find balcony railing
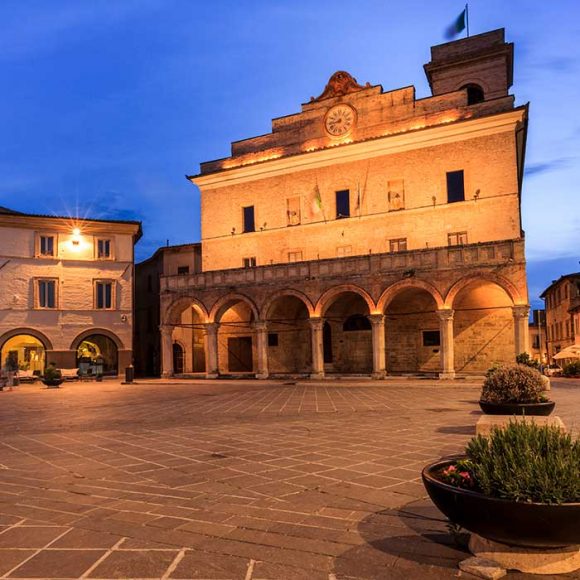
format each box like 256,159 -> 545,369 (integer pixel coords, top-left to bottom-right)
161,238 -> 523,293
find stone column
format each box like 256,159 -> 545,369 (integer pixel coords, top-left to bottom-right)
160,325 -> 174,378
513,305 -> 531,356
369,314 -> 386,379
254,321 -> 269,379
203,323 -> 219,379
437,310 -> 455,380
309,318 -> 324,379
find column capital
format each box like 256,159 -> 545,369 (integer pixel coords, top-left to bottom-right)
436,309 -> 455,321
308,317 -> 324,331
368,313 -> 385,325
203,322 -> 219,333
512,305 -> 530,319
253,320 -> 268,332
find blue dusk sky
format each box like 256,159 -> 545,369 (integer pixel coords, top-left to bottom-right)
1,0 -> 578,307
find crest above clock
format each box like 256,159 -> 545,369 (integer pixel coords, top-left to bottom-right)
310,71 -> 372,103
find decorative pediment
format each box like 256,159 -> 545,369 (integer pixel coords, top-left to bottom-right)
311,71 -> 371,103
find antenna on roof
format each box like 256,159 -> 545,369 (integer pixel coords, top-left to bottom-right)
166,239 -> 169,247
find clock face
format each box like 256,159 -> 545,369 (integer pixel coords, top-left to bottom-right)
324,104 -> 356,137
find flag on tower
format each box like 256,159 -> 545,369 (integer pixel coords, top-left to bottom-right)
445,8 -> 466,40
311,182 -> 323,215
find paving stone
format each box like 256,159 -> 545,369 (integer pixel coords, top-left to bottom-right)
87,549 -> 178,578
8,549 -> 107,578
169,550 -> 250,579
0,549 -> 36,576
0,526 -> 69,548
50,527 -> 123,549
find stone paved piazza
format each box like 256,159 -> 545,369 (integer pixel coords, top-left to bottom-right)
0,379 -> 578,579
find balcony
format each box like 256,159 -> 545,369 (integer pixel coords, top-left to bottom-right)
160,238 -> 524,293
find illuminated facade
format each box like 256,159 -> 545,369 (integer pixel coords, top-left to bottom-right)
0,207 -> 141,376
158,29 -> 530,379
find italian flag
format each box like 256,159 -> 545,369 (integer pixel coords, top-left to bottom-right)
445,8 -> 466,39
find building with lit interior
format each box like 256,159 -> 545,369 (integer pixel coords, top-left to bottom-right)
156,29 -> 531,379
0,207 -> 141,377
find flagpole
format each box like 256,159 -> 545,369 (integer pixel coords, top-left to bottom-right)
465,3 -> 470,37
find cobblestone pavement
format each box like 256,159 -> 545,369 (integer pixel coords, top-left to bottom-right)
0,378 -> 578,579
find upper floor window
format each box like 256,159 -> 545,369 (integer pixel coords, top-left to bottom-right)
286,197 -> 301,226
39,235 -> 56,257
335,190 -> 350,219
446,170 -> 465,203
243,257 -> 256,268
95,280 -> 114,310
97,238 -> 112,259
387,180 -> 405,211
177,266 -> 189,275
389,238 -> 407,253
242,206 -> 255,233
288,251 -> 303,263
36,278 -> 57,309
448,232 -> 468,246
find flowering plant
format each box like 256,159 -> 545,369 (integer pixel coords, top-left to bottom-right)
439,460 -> 475,489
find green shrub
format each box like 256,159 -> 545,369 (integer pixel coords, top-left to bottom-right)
516,352 -> 539,369
465,422 -> 580,504
481,364 -> 546,404
43,364 -> 62,382
563,361 -> 580,377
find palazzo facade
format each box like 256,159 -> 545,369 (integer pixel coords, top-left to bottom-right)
158,29 -> 531,379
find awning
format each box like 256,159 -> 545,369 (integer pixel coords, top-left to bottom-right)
553,345 -> 580,360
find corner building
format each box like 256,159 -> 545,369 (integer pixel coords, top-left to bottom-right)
160,29 -> 530,379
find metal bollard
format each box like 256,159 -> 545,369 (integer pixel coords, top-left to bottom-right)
124,365 -> 134,384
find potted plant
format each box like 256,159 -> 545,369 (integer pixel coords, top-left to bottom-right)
42,363 -> 63,388
479,363 -> 555,415
422,421 -> 580,548
563,361 -> 580,378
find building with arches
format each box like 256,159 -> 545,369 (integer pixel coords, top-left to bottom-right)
0,207 -> 141,377
156,29 -> 531,379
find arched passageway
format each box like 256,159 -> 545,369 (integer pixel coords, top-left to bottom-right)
215,299 -> 256,374
172,304 -> 206,374
76,334 -> 119,376
322,291 -> 372,374
452,279 -> 514,373
1,334 -> 46,374
385,287 -> 440,374
265,295 -> 311,375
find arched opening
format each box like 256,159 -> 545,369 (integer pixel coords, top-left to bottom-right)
385,287 -> 440,374
1,334 -> 46,374
171,304 -> 206,374
77,334 -> 118,376
265,295 -> 311,375
462,83 -> 485,105
215,299 -> 256,374
173,343 -> 185,375
452,279 -> 514,373
323,292 -> 372,374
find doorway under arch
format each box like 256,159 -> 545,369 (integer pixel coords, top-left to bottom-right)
0,334 -> 46,373
76,334 -> 119,376
173,343 -> 185,375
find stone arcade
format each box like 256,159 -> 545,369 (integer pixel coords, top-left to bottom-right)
157,29 -> 530,380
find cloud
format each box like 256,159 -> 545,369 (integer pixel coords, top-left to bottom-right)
524,158 -> 570,177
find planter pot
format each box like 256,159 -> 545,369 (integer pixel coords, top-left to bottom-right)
422,458 -> 580,548
42,379 -> 63,388
479,400 -> 555,416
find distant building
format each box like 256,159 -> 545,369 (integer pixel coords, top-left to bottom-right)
157,29 -> 531,379
134,243 -> 201,376
540,273 -> 580,361
0,207 -> 141,376
528,309 -> 547,364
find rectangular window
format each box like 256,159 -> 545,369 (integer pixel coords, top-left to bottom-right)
37,279 -> 57,309
335,190 -> 350,219
243,206 -> 255,233
243,257 -> 256,268
532,335 -> 540,349
446,170 -> 465,203
97,238 -> 112,259
422,330 -> 441,347
286,196 -> 301,226
389,238 -> 407,253
337,245 -> 352,257
448,232 -> 468,246
268,333 -> 279,347
95,281 -> 113,309
177,266 -> 189,275
39,235 -> 55,257
288,251 -> 303,263
387,179 -> 405,211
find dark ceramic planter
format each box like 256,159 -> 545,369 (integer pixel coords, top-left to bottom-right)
43,379 -> 63,388
479,400 -> 555,416
422,458 -> 580,548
